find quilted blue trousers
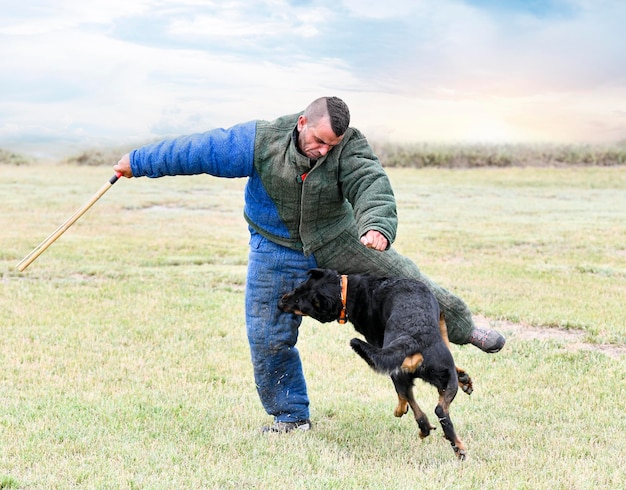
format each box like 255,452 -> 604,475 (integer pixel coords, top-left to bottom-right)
245,230 -> 317,423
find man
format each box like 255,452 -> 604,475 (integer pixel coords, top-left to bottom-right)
114,96 -> 505,433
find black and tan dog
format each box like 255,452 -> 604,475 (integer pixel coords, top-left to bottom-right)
278,268 -> 472,460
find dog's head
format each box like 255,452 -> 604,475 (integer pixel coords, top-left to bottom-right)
278,268 -> 342,323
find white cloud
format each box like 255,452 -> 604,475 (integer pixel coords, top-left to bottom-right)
341,0 -> 419,19
1,0 -> 625,155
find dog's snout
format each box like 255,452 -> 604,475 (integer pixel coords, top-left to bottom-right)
278,292 -> 291,310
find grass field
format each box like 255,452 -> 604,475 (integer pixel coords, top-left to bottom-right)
1,164 -> 625,489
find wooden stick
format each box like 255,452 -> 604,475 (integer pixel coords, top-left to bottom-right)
16,173 -> 122,272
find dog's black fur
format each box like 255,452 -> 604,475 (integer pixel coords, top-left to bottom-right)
278,268 -> 469,460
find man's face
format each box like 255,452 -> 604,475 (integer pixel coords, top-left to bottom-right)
296,115 -> 344,159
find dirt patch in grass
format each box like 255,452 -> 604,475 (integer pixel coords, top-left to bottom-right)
474,315 -> 626,359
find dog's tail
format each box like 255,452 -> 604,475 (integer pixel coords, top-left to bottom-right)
350,338 -> 418,374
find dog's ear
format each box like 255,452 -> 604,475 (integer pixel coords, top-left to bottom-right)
307,268 -> 327,279
311,292 -> 340,322
312,294 -> 322,310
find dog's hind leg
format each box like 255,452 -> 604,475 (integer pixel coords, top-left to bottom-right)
435,373 -> 467,460
393,393 -> 409,418
408,386 -> 436,439
439,312 -> 473,395
392,374 -> 435,439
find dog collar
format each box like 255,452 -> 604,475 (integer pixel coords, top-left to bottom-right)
338,274 -> 348,324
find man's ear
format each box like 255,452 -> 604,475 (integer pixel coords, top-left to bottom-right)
297,114 -> 307,132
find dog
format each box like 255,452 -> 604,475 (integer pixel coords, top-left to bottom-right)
278,268 -> 472,460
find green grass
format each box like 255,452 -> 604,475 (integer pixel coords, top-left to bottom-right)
1,164 -> 625,488
390,167 -> 626,344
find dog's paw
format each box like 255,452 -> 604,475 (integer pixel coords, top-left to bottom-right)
451,438 -> 468,461
454,446 -> 467,461
416,417 -> 435,439
456,368 -> 473,395
394,399 -> 409,418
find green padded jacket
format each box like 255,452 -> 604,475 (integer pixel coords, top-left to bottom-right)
250,113 -> 398,255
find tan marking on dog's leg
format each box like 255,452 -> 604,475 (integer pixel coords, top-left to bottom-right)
440,313 -> 473,395
394,394 -> 409,418
401,352 -> 424,373
454,438 -> 467,460
437,388 -> 456,420
439,312 -> 451,349
456,367 -> 474,395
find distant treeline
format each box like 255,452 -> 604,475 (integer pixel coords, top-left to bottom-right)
370,141 -> 626,168
0,148 -> 31,166
3,141 -> 626,168
63,146 -> 134,167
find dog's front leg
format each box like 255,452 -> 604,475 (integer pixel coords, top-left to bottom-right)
440,313 -> 473,395
436,382 -> 467,460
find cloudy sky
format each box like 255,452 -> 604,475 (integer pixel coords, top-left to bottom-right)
2,0 -> 625,156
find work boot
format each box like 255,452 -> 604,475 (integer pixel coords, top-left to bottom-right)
470,328 -> 506,353
261,419 -> 312,434
261,419 -> 311,434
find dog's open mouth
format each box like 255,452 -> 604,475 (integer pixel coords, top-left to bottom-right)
277,294 -> 307,317
280,306 -> 307,316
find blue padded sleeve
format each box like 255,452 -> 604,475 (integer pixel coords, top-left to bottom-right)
130,120 -> 256,178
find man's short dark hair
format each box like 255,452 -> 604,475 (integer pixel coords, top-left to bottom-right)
304,96 -> 351,137
326,96 -> 350,136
